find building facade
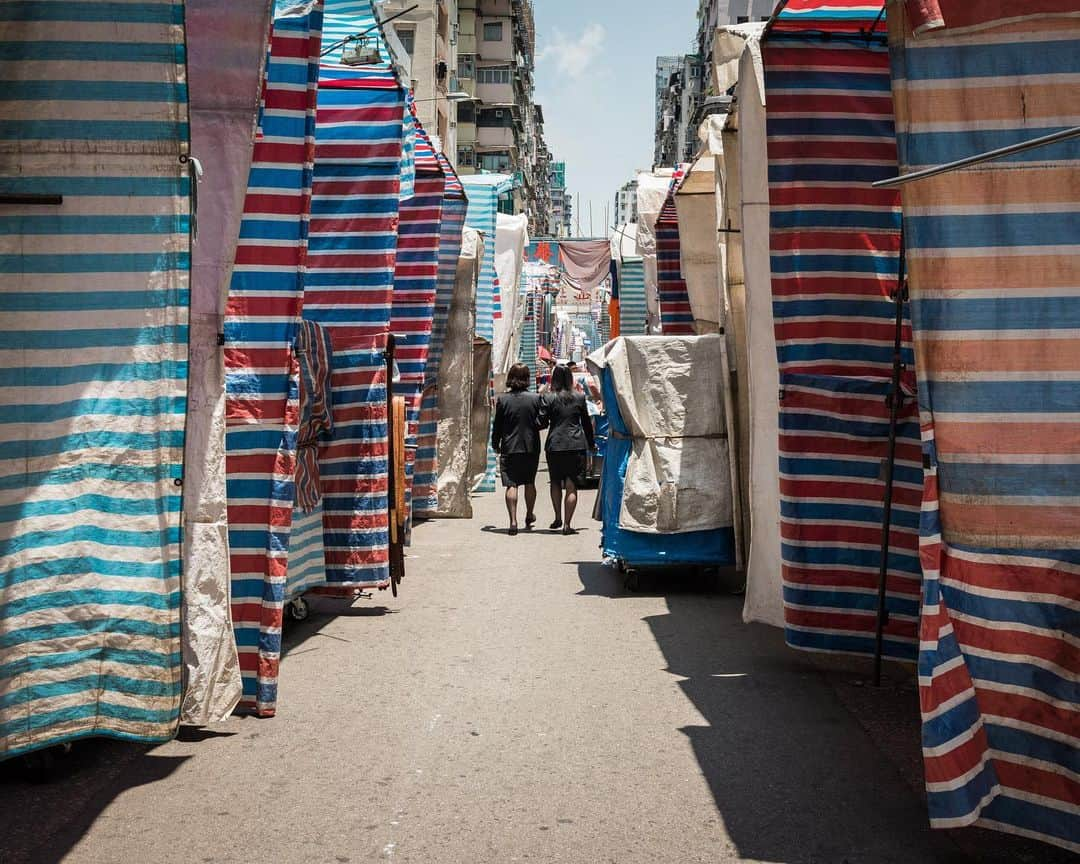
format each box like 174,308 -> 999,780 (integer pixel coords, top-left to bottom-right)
654,53 -> 705,168
550,161 -> 572,238
614,177 -> 639,227
455,0 -> 553,234
383,0 -> 459,157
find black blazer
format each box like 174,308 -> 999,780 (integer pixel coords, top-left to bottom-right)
492,391 -> 545,455
543,392 -> 595,453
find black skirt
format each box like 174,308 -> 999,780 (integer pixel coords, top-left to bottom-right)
546,450 -> 586,486
500,452 -> 540,487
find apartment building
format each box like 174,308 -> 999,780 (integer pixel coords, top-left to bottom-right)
614,177 -> 639,227
456,0 -> 553,234
382,0 -> 459,157
654,53 -> 705,168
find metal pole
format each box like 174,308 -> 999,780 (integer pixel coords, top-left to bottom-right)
873,231 -> 907,687
873,126 -> 1080,189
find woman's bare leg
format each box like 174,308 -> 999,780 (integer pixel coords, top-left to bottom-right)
505,485 -> 519,529
563,479 -> 578,532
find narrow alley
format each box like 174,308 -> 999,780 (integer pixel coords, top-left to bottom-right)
3,480 -> 1066,864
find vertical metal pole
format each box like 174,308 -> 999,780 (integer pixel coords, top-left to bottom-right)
386,334 -> 401,597
873,232 -> 907,686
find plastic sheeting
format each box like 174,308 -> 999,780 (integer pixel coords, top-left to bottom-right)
433,228 -> 481,518
890,1 -> 1080,850
224,6 -> 321,716
717,25 -> 785,628
558,240 -> 612,295
493,213 -> 529,379
764,23 -> 923,661
635,171 -> 671,332
0,0 -> 191,756
588,337 -> 734,535
181,0 -> 272,726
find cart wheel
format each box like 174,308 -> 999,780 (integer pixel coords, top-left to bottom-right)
22,745 -> 62,783
623,570 -> 640,592
287,597 -> 309,622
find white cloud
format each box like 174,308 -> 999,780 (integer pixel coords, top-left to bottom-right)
537,23 -> 607,80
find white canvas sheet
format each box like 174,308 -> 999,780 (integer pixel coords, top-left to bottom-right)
718,27 -> 783,628
588,336 -> 733,535
676,155 -> 722,334
636,171 -> 673,332
182,0 -> 273,724
436,228 -> 481,517
493,213 -> 529,378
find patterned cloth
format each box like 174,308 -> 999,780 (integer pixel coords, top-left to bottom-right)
656,167 -> 695,335
890,1 -> 1080,850
294,320 -> 334,514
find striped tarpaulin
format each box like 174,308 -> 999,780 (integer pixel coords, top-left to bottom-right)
765,22 -> 924,661
890,2 -> 1080,849
656,167 -> 695,335
775,0 -> 889,32
224,5 -> 322,716
461,175 -> 514,492
306,58 -> 404,588
390,115 -> 444,523
0,0 -> 190,756
413,151 -> 467,518
617,257 -> 649,336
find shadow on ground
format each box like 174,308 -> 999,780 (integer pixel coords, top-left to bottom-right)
575,560 -> 1073,864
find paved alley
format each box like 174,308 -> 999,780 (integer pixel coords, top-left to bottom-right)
1,482 -> 1068,864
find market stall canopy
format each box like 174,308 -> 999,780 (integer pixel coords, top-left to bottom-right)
558,239 -> 613,294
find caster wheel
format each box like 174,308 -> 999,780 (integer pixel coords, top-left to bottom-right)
22,744 -> 66,783
287,597 -> 309,622
623,571 -> 640,592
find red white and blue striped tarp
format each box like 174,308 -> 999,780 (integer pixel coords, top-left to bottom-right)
890,1 -> 1080,850
764,17 -> 924,661
656,167 -> 695,335
225,5 -> 322,716
305,57 -> 405,589
0,0 -> 190,755
774,0 -> 888,33
390,110 -> 444,526
413,151 -> 467,518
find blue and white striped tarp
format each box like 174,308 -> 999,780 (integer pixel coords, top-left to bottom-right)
0,1 -> 190,755
617,257 -> 648,336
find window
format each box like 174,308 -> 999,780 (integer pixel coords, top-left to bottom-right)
483,21 -> 503,41
476,65 -> 512,84
457,146 -> 475,167
457,101 -> 475,123
458,53 -> 475,79
397,27 -> 415,56
479,152 -> 511,172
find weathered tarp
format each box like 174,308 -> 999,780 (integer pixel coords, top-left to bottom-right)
307,10 -> 405,589
434,228 -> 481,518
493,213 -> 529,379
224,5 -> 321,716
413,153 -> 466,519
390,116 -> 444,524
764,16 -> 923,660
890,1 -> 1080,850
656,168 -> 695,335
612,226 -> 648,337
558,240 -> 611,295
0,0 -> 191,756
716,24 -> 785,628
590,338 -> 736,567
675,156 -> 723,333
635,171 -> 670,332
461,174 -> 513,492
181,0 -> 272,726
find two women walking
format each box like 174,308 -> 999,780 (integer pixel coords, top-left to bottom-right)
492,363 -> 595,536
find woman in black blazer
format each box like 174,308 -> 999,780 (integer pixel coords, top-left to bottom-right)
492,363 -> 546,535
543,364 -> 595,535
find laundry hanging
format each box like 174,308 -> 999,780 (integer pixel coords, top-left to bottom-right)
656,168 -> 695,335
224,3 -> 322,716
889,0 -> 1080,850
763,8 -> 924,660
413,153 -> 467,519
181,0 -> 273,727
0,1 -> 191,755
389,114 -> 444,527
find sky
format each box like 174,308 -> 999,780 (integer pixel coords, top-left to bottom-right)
532,0 -> 700,238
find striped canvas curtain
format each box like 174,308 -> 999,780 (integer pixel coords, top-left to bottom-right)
889,0 -> 1080,850
224,6 -> 322,716
656,167 -> 695,335
390,118 -> 444,528
617,258 -> 648,336
763,16 -> 924,662
0,2 -> 191,754
412,154 -> 467,519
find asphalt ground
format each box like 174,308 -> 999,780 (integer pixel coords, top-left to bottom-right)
1,476 -> 1071,863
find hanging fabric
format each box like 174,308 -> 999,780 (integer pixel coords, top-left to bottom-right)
224,3 -> 322,716
656,167 -> 695,335
889,0 -> 1080,850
